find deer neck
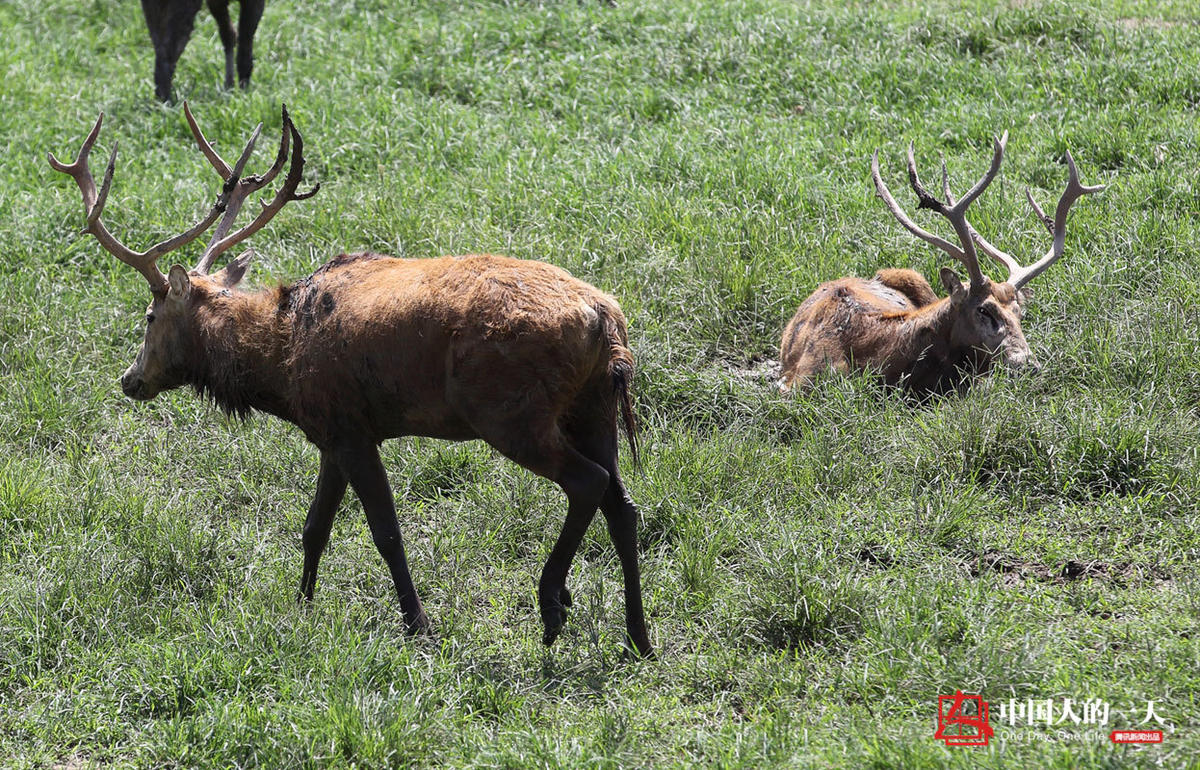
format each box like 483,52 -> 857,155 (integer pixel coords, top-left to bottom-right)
895,298 -> 986,393
187,288 -> 294,420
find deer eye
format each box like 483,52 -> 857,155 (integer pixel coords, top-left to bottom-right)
976,306 -> 998,327
146,313 -> 156,325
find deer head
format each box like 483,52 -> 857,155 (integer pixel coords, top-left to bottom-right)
49,104 -> 318,400
871,133 -> 1103,372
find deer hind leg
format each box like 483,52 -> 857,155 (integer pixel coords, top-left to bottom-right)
205,0 -> 237,89
567,412 -> 653,658
298,452 -> 348,602
333,442 -> 430,634
475,414 -> 609,647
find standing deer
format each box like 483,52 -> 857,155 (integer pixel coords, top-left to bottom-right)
780,133 -> 1103,396
141,0 -> 265,102
48,106 -> 652,657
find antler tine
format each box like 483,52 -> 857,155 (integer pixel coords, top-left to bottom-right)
901,140 -> 988,287
194,119 -> 266,274
195,107 -> 319,274
251,104 -> 294,190
49,115 -> 170,291
50,112 -> 241,294
938,135 -> 1027,280
1026,188 -> 1054,236
1008,150 -> 1105,290
940,155 -> 954,205
871,148 -> 966,263
950,131 -> 1007,215
184,101 -> 232,180
47,112 -> 105,206
227,122 -> 263,187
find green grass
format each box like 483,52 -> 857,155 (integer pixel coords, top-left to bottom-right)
2,0 -> 1199,766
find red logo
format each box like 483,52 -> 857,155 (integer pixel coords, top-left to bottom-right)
936,691 -> 993,746
1111,730 -> 1163,744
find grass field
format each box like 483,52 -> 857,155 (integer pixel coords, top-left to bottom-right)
2,0 -> 1199,766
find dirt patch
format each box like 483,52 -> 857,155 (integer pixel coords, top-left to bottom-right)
857,544 -> 896,568
728,357 -> 782,384
969,550 -> 1170,587
1117,18 -> 1187,31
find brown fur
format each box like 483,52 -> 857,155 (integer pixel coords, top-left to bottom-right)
779,269 -> 1033,396
122,252 -> 651,655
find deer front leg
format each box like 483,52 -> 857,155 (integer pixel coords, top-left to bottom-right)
298,452 -> 348,602
335,443 -> 430,634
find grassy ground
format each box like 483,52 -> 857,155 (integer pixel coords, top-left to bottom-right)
2,0 -> 1199,766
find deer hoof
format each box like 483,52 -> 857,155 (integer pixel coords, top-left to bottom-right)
540,601 -> 568,646
405,611 -> 433,636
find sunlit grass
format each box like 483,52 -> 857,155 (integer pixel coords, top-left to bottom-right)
1,0 -> 1198,767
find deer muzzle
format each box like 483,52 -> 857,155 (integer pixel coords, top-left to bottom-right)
120,366 -> 156,400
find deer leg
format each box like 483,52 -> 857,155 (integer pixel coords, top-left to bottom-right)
235,0 -> 265,88
298,452 -> 348,602
142,0 -> 202,103
598,472 -> 653,658
335,444 -> 430,634
206,0 -> 237,89
569,418 -> 654,658
538,449 -> 610,647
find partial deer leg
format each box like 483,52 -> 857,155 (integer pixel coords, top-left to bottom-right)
206,0 -> 237,89
598,472 -> 652,657
142,0 -> 202,103
298,452 -> 348,602
235,0 -> 265,88
335,443 -> 430,634
569,417 -> 653,657
537,448 -> 610,646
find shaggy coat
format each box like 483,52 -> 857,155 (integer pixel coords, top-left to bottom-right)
125,252 -> 652,656
780,267 -> 1028,395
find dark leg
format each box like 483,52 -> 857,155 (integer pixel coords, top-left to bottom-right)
334,443 -> 429,634
141,0 -> 203,103
298,452 -> 348,602
537,448 -> 610,647
206,0 -> 237,89
569,411 -> 653,657
235,0 -> 265,88
599,472 -> 653,657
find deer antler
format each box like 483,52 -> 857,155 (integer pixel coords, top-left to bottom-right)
188,103 -> 320,274
968,151 -> 1104,291
872,133 -> 1009,290
881,137 -> 1104,292
48,113 -> 224,293
49,106 -> 319,293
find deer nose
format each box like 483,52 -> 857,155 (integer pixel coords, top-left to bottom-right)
120,370 -> 144,399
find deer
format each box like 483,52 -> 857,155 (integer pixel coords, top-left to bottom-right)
779,133 -> 1103,396
141,0 -> 265,102
48,105 -> 653,657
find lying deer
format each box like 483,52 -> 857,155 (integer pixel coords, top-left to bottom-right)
780,133 -> 1103,395
49,106 -> 652,657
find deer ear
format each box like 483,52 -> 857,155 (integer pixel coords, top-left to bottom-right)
940,267 -> 966,304
213,249 -> 254,288
167,264 -> 191,301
